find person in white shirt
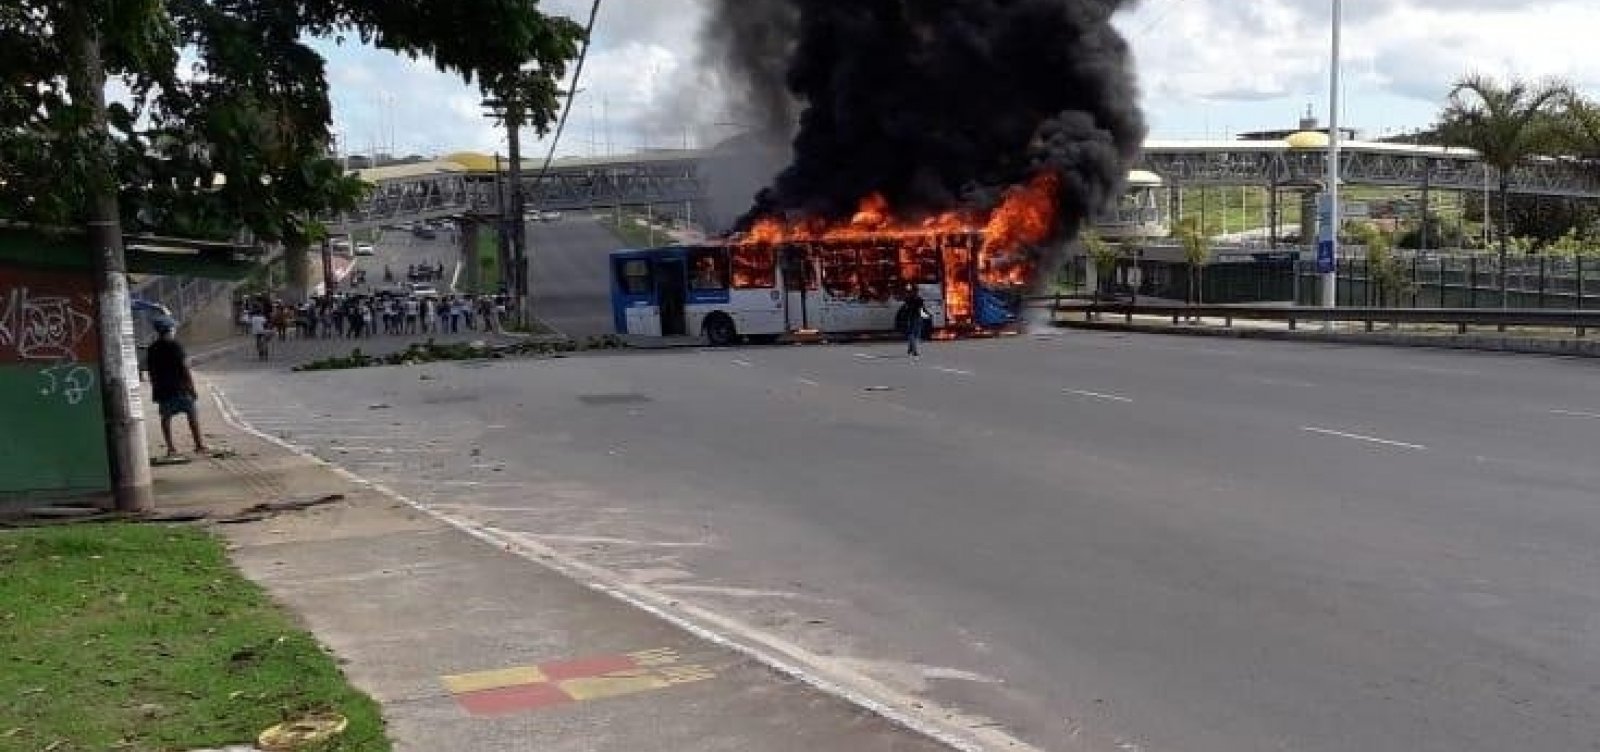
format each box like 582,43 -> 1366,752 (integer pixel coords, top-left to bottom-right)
248,309 -> 271,360
404,297 -> 421,334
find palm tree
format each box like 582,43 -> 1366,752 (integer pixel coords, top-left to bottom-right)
1438,74 -> 1571,306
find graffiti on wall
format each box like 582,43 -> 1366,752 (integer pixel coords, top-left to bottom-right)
37,363 -> 96,405
1,269 -> 101,405
1,287 -> 97,362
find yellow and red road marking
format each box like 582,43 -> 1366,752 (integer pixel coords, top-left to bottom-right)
442,647 -> 717,716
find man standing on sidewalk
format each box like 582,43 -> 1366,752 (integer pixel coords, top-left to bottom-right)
146,319 -> 208,456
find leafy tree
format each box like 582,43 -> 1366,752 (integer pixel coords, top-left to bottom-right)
1177,217 -> 1210,305
1397,215 -> 1466,251
1080,229 -> 1118,296
1463,193 -> 1600,250
1353,223 -> 1410,307
1562,95 -> 1600,161
1546,228 -> 1600,258
2,0 -> 584,297
1437,74 -> 1571,303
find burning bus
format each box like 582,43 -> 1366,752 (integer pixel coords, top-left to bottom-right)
610,175 -> 1058,345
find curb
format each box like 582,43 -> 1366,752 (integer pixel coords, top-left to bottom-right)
1055,319 -> 1600,358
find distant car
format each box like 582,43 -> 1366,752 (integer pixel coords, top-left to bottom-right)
540,211 -> 563,222
354,243 -> 376,256
412,225 -> 437,239
408,283 -> 439,297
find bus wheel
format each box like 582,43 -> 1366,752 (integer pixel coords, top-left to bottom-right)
704,314 -> 739,347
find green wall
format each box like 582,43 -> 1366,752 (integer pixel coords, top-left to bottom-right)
2,255 -> 112,500
0,364 -> 110,495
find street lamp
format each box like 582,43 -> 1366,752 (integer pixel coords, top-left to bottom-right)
1319,0 -> 1343,316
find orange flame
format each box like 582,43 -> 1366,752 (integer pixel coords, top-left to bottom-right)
942,237 -> 975,324
733,173 -> 1061,326
979,172 -> 1060,287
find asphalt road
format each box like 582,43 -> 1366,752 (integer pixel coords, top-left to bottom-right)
211,331 -> 1600,752
357,226 -> 460,293
528,215 -> 622,338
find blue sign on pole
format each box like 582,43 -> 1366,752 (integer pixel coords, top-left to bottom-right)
1315,193 -> 1336,274
1316,240 -> 1336,274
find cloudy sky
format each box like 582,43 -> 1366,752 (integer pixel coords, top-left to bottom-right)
316,0 -> 1600,158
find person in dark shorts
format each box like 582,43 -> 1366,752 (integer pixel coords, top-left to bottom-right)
900,287 -> 930,358
146,319 -> 207,456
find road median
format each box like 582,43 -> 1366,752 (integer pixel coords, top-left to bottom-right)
1054,315 -> 1600,357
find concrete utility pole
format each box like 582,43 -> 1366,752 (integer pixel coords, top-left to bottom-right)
65,11 -> 153,512
1320,0 -> 1343,315
506,101 -> 529,326
321,237 -> 336,295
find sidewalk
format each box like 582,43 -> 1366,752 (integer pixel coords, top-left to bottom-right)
144,380 -> 951,752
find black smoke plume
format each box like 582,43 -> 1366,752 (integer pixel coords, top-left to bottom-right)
709,0 -> 1146,252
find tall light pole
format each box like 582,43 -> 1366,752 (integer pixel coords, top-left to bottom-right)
1319,0 -> 1343,313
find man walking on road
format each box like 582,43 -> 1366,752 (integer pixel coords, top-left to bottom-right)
901,287 -> 930,358
248,307 -> 271,360
146,319 -> 207,456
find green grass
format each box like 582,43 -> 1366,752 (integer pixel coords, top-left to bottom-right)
474,228 -> 501,294
1177,186 -> 1478,241
0,524 -> 387,752
1178,186 -> 1302,238
601,213 -> 664,249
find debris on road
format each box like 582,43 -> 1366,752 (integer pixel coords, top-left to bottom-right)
294,336 -> 627,373
218,494 -> 347,524
257,713 -> 348,751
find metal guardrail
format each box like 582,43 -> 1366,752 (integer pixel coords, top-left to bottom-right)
1041,301 -> 1600,338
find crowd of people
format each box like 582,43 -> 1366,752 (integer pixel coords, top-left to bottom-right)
237,291 -> 511,360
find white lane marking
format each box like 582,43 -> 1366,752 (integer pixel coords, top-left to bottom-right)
241,417 -> 369,424
853,352 -> 879,361
1300,427 -> 1427,451
933,367 -> 974,376
1549,409 -> 1600,420
279,435 -> 427,442
209,385 -> 1028,752
1243,376 -> 1317,389
1064,389 -> 1134,403
1396,364 -> 1480,377
658,584 -> 840,603
731,358 -> 754,368
533,533 -> 709,549
325,446 -> 439,454
796,377 -> 821,386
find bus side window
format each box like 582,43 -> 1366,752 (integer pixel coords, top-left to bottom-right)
820,245 -> 860,299
732,246 -> 776,289
617,259 -> 653,296
860,245 -> 898,302
688,247 -> 730,291
780,245 -> 817,291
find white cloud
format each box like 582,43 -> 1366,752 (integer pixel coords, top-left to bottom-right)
316,0 -> 1600,155
1119,0 -> 1600,136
